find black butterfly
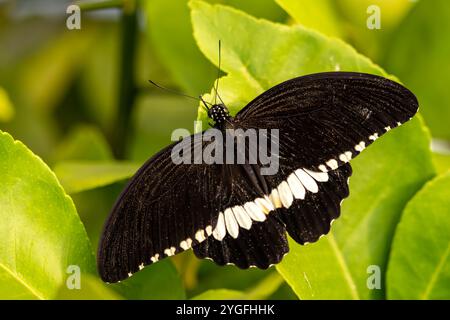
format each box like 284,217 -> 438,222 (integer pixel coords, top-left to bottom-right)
98,72 -> 418,283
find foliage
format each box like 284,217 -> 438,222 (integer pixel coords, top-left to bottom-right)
0,0 -> 449,300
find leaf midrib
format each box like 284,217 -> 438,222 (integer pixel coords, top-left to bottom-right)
420,241 -> 450,300
328,233 -> 360,300
0,262 -> 45,300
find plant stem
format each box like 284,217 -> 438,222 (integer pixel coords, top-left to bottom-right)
113,0 -> 138,159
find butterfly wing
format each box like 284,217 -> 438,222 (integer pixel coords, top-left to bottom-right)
193,163 -> 352,267
193,215 -> 288,269
235,72 -> 418,172
97,132 -> 265,283
275,163 -> 352,245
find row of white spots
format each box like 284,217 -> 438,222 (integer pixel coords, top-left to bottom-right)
319,127 -> 400,174
127,165 -> 342,277
354,141 -> 366,152
211,168 -> 329,240
128,123 -> 408,277
213,197 -> 273,240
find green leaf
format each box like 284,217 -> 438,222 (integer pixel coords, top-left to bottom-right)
222,0 -> 287,22
432,153 -> 450,175
0,87 -> 14,122
111,260 -> 186,300
383,0 -> 450,140
53,125 -> 113,163
0,130 -> 95,299
192,272 -> 283,300
56,274 -> 123,300
192,289 -> 244,300
276,0 -> 342,37
190,0 -> 387,130
143,0 -> 216,94
53,161 -> 139,194
190,1 -> 435,299
142,0 -> 287,95
387,172 -> 450,299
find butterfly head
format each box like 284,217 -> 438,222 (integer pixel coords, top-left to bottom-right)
208,103 -> 230,125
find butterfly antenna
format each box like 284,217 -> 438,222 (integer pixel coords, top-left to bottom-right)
148,80 -> 210,105
199,95 -> 210,111
213,40 -> 222,105
212,40 -> 226,106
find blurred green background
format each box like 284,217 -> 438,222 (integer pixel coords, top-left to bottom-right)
1,0 -> 450,300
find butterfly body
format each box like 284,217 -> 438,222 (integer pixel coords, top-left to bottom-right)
98,72 -> 418,283
207,103 -> 231,126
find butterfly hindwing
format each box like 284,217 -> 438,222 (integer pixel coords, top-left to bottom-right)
276,163 -> 352,245
236,72 -> 418,172
193,215 -> 288,269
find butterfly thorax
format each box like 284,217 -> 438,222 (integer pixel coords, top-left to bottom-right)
208,104 -> 231,126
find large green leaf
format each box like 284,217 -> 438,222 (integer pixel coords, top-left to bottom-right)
190,1 -> 435,299
192,272 -> 283,299
0,130 -> 95,299
387,172 -> 450,299
111,260 -> 186,300
53,161 -> 139,194
142,0 -> 287,95
192,289 -> 244,300
56,274 -> 123,300
384,0 -> 450,140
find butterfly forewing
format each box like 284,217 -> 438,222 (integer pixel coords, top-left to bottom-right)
236,72 -> 418,172
98,133 -> 267,282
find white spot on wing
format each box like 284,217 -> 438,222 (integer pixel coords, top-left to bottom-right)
212,212 -> 226,241
232,206 -> 252,230
278,181 -> 294,208
180,240 -> 190,250
164,247 -> 176,256
319,164 -> 328,172
286,173 -> 306,199
305,169 -> 329,182
244,202 -> 266,222
269,188 -> 282,208
224,208 -> 239,239
195,229 -> 206,243
354,141 -> 366,152
326,159 -> 338,170
254,197 -> 274,214
150,254 -> 159,262
295,169 -> 319,193
339,153 -> 349,163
